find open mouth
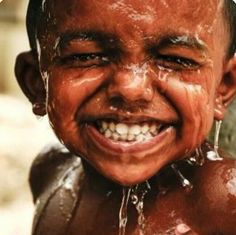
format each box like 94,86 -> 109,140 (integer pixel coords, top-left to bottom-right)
84,116 -> 177,154
93,120 -> 171,142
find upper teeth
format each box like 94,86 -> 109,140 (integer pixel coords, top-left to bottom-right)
98,121 -> 162,142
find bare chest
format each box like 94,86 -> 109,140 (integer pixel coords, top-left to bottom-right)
67,186 -> 203,235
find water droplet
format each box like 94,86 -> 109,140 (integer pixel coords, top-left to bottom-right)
205,121 -> 223,161
187,147 -> 205,166
130,181 -> 151,235
175,223 -> 191,234
206,150 -> 223,161
211,120 -> 223,161
131,194 -> 138,205
106,191 -> 112,197
171,164 -> 193,192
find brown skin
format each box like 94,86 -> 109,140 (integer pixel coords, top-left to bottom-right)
16,0 -> 236,185
15,0 -> 236,234
29,144 -> 236,235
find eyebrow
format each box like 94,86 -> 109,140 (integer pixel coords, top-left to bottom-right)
155,35 -> 208,52
57,30 -> 208,54
58,30 -> 117,49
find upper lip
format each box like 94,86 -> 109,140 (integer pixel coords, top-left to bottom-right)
77,113 -> 179,125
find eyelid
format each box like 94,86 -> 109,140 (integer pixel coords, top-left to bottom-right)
59,52 -> 110,68
158,54 -> 199,65
155,53 -> 201,71
59,39 -> 102,53
153,44 -> 207,62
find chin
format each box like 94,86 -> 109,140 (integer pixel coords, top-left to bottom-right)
94,162 -> 163,186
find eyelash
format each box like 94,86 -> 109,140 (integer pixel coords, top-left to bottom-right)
61,53 -> 110,67
60,51 -> 199,71
155,54 -> 200,71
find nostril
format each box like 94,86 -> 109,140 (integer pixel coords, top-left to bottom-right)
109,96 -> 125,108
108,94 -> 152,112
107,82 -> 154,103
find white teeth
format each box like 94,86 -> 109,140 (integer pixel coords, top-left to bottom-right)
105,129 -> 112,138
120,134 -> 128,141
129,125 -> 141,135
127,134 -> 135,141
98,121 -> 164,142
112,133 -> 119,141
109,122 -> 116,132
150,124 -> 157,134
141,124 -> 149,134
136,134 -> 145,142
102,121 -> 108,130
116,123 -> 129,135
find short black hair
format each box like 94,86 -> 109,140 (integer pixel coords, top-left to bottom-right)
26,0 -> 42,52
224,0 -> 236,57
26,0 -> 236,57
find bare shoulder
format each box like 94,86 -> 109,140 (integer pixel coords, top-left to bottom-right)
189,151 -> 236,234
195,151 -> 236,204
29,144 -> 85,235
29,143 -> 83,202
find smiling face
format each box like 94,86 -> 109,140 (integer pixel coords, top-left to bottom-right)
35,0 -> 230,185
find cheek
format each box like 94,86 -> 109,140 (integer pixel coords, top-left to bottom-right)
156,70 -> 215,115
155,70 -> 215,147
178,84 -> 214,149
47,68 -> 108,113
45,68 -> 108,142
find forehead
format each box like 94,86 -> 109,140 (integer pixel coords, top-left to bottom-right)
47,0 -> 223,27
40,0 -> 227,52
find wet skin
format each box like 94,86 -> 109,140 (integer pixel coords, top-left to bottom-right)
29,144 -> 236,235
14,0 -> 236,234
35,0 -> 231,185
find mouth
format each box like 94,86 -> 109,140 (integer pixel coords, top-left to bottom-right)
84,116 -> 177,154
95,120 -> 168,142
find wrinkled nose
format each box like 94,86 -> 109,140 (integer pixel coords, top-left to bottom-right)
107,64 -> 154,103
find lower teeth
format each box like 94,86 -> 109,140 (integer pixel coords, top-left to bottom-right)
96,122 -> 167,142
99,129 -> 155,142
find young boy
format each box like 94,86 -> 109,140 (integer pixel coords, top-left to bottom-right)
15,0 -> 236,234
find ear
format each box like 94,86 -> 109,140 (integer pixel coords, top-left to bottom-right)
15,50 -> 47,116
214,56 -> 236,121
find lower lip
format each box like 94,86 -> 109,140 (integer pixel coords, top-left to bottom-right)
86,124 -> 175,154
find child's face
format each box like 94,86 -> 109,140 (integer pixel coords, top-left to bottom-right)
37,0 -> 230,185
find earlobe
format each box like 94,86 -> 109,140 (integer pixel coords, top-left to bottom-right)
214,56 -> 236,120
15,50 -> 46,116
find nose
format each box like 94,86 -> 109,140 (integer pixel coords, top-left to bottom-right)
107,63 -> 154,103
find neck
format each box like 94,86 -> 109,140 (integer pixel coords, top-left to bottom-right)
80,156 -> 198,196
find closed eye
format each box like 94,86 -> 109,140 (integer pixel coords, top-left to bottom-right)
61,52 -> 110,68
156,54 -> 200,71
